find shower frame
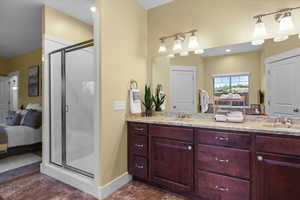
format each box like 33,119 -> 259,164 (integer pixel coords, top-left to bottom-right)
48,39 -> 94,178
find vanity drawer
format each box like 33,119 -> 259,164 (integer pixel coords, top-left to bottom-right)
129,134 -> 148,157
256,135 -> 300,156
196,129 -> 250,149
196,170 -> 250,200
150,125 -> 193,142
129,156 -> 148,180
197,145 -> 250,179
128,122 -> 148,135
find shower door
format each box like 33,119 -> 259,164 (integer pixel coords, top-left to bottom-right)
49,40 -> 95,178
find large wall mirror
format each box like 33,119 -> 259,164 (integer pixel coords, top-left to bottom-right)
152,35 -> 300,117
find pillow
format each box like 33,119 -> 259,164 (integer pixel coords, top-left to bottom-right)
5,112 -> 22,126
20,109 -> 42,129
26,104 -> 42,112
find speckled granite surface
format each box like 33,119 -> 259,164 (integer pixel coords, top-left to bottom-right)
127,115 -> 300,137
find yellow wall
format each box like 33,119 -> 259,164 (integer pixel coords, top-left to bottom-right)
97,0 -> 148,186
44,6 -> 93,43
203,51 -> 262,104
0,58 -> 9,76
7,49 -> 43,107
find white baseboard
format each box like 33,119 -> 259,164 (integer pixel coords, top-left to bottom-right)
98,172 -> 132,199
40,163 -> 99,198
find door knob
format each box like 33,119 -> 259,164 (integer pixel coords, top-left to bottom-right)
294,108 -> 299,113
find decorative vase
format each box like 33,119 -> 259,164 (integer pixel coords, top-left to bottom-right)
145,110 -> 152,117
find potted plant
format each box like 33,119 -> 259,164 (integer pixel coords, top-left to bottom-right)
142,85 -> 154,117
152,85 -> 166,112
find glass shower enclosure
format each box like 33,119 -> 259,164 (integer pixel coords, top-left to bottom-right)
49,40 -> 95,178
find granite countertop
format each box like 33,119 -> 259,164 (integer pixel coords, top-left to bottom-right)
127,116 -> 300,137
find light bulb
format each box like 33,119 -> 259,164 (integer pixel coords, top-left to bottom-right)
252,17 -> 267,46
188,34 -> 200,50
90,6 -> 96,13
158,40 -> 167,53
173,38 -> 183,52
194,49 -> 204,55
180,51 -> 189,56
225,49 -> 231,53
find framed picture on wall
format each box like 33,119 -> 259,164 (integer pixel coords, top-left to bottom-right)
28,65 -> 39,97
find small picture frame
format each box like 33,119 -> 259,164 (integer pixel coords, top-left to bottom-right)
28,65 -> 39,97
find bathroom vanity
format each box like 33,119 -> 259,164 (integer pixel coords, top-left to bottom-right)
127,117 -> 300,200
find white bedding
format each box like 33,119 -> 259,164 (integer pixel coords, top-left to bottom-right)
5,125 -> 42,148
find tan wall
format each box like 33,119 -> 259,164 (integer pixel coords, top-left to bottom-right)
203,51 -> 262,104
97,0 -> 148,186
7,49 -> 43,107
0,58 -> 9,76
44,6 -> 93,43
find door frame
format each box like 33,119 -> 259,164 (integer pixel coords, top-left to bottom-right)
169,66 -> 197,113
265,48 -> 300,116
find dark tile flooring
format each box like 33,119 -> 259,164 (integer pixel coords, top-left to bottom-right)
0,163 -> 188,200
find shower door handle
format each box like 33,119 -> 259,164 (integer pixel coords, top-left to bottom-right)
65,105 -> 70,113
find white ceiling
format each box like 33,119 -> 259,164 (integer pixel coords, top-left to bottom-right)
0,0 -> 94,59
202,42 -> 262,57
137,0 -> 174,10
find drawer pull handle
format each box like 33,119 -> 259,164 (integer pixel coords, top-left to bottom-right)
257,156 -> 264,162
135,144 -> 144,148
215,186 -> 229,192
134,128 -> 144,131
215,157 -> 229,163
215,136 -> 229,141
135,164 -> 144,169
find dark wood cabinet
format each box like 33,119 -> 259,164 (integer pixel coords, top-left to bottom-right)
256,153 -> 300,200
128,122 -> 300,200
150,137 -> 194,193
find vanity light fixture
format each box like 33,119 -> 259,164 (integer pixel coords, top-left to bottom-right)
158,39 -> 167,53
158,29 -> 202,56
252,6 -> 300,45
252,16 -> 267,45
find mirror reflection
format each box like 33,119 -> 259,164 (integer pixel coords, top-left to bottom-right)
152,35 -> 300,117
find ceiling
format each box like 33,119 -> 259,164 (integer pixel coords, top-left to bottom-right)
0,0 -> 94,59
202,42 -> 262,57
137,0 -> 174,10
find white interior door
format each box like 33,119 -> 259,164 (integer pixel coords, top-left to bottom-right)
267,56 -> 300,117
170,66 -> 196,113
0,76 -> 9,123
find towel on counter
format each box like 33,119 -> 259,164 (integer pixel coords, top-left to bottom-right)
0,126 -> 8,152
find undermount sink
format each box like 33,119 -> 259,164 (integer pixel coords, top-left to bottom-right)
166,118 -> 194,123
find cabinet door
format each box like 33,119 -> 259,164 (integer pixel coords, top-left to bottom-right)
150,137 -> 194,193
256,153 -> 300,200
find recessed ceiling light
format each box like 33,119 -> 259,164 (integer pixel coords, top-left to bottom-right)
90,6 -> 97,13
225,49 -> 231,52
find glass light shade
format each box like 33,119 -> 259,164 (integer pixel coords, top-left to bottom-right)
158,41 -> 167,53
252,18 -> 267,46
12,86 -> 18,90
180,51 -> 189,56
194,49 -> 204,54
274,13 -> 294,43
173,39 -> 183,52
90,6 -> 96,13
188,35 -> 200,50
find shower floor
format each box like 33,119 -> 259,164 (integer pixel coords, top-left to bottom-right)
68,154 -> 95,174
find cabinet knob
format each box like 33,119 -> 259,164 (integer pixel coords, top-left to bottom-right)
257,156 -> 263,161
187,145 -> 193,151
